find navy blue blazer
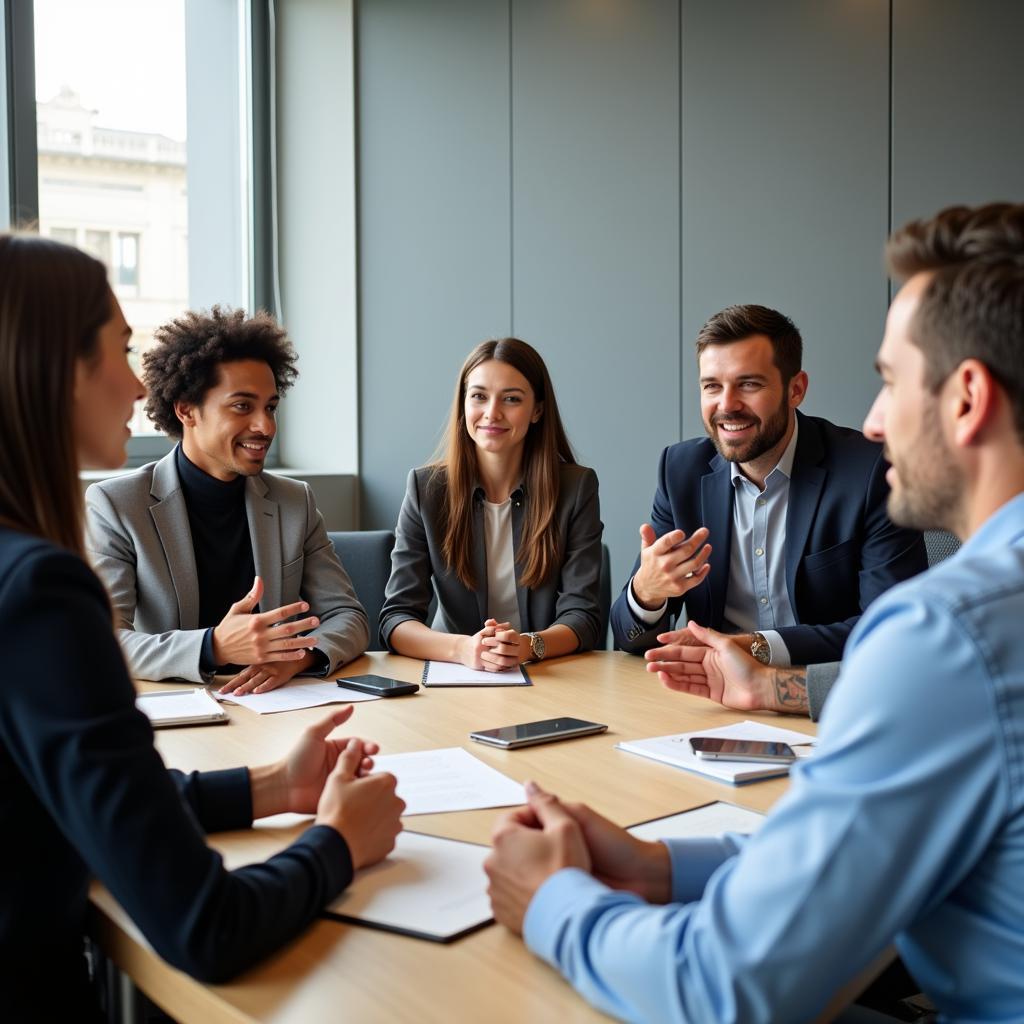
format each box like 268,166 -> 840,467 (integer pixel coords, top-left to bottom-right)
610,412 -> 928,665
0,528 -> 352,1017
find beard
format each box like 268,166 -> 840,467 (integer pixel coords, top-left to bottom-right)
705,394 -> 791,465
885,401 -> 963,533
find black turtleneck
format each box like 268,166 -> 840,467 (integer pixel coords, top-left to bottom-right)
175,445 -> 256,668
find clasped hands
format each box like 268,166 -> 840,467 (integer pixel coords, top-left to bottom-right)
461,617 -> 529,672
253,703 -> 405,870
485,781 -> 671,935
217,575 -> 321,695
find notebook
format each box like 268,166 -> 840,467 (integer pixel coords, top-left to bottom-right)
136,688 -> 228,728
421,660 -> 532,687
616,720 -> 814,785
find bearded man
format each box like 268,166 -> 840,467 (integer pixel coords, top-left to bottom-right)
610,303 -> 927,665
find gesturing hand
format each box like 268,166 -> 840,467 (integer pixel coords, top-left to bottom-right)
281,706 -> 379,814
645,620 -> 775,711
315,739 -> 405,870
631,524 -> 712,609
219,651 -> 317,695
212,575 -> 320,667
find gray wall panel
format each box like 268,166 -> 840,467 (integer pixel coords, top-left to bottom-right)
357,0 -> 512,529
512,0 -> 681,588
891,0 -> 1024,228
680,0 -> 890,439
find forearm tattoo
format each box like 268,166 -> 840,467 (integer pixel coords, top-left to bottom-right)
770,668 -> 809,714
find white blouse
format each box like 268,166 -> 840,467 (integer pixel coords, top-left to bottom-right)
482,498 -> 522,632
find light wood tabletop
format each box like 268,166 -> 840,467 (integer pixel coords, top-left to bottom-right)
91,651 -> 816,1024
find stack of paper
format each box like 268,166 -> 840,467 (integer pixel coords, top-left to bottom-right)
216,680 -> 381,714
617,720 -> 815,785
371,747 -> 526,815
136,688 -> 228,728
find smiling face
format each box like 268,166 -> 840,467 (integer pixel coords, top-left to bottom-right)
863,274 -> 964,532
175,359 -> 279,481
463,358 -> 543,461
699,335 -> 806,468
73,294 -> 146,470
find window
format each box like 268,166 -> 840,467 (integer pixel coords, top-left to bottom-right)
9,0 -> 263,462
115,232 -> 139,290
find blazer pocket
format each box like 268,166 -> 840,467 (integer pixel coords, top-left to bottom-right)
802,537 -> 857,574
281,555 -> 304,583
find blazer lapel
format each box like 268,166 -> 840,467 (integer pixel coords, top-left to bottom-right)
700,455 -> 734,629
510,488 -> 529,630
785,415 -> 827,606
247,475 -> 282,612
149,450 -> 200,629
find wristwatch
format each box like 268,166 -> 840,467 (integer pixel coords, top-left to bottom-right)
750,631 -> 771,665
522,632 -> 546,662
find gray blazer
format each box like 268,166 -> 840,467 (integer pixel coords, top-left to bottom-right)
379,463 -> 603,651
85,450 -> 369,682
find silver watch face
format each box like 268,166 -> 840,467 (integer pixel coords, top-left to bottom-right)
750,634 -> 770,664
529,632 -> 546,660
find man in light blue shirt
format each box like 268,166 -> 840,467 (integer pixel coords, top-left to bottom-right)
485,202 -> 1024,1022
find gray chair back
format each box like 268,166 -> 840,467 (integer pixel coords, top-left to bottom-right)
924,529 -> 960,567
328,530 -> 396,650
596,543 -> 612,650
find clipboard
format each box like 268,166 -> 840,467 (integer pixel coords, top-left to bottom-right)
323,831 -> 493,942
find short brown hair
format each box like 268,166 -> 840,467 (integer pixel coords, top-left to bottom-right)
143,306 -> 298,438
886,203 -> 1024,441
696,304 -> 803,385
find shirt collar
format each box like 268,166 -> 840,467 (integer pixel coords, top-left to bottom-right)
958,490 -> 1024,557
729,416 -> 800,489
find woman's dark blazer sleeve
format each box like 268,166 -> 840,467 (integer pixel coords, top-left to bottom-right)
379,468 -> 437,648
0,541 -> 352,985
549,465 -> 603,651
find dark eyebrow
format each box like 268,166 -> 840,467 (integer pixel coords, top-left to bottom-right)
466,384 -> 527,394
225,390 -> 280,401
698,373 -> 768,384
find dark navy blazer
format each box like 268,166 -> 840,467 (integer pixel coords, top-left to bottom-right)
0,528 -> 352,1018
610,412 -> 928,665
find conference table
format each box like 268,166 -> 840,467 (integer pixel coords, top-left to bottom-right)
90,651 -> 816,1023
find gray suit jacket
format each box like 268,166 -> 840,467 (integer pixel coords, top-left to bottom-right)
379,463 -> 603,651
85,450 -> 368,681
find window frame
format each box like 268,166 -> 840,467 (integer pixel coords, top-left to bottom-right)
3,0 -> 276,468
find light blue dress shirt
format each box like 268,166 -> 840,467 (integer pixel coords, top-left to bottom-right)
628,423 -> 800,665
526,492 -> 1024,1023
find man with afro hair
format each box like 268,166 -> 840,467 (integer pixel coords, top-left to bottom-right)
85,306 -> 368,690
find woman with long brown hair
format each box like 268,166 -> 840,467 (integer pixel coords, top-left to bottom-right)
380,338 -> 603,669
0,234 -> 403,1018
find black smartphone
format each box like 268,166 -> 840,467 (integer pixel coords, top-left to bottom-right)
336,674 -> 419,697
470,717 -> 608,749
689,737 -> 795,763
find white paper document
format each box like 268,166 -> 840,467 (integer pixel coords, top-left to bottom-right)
422,660 -> 531,687
216,680 -> 381,714
628,801 -> 766,841
617,720 -> 815,785
136,688 -> 227,728
372,747 -> 526,815
324,831 -> 492,942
